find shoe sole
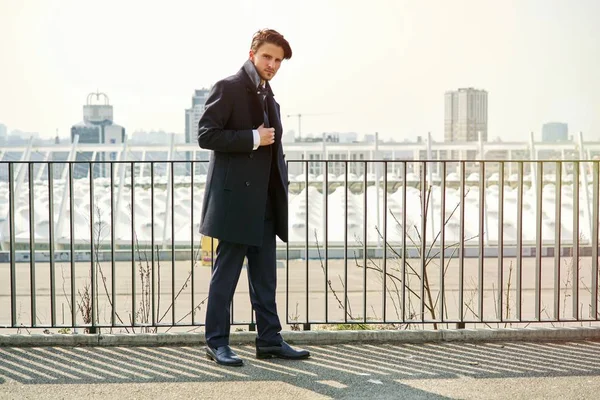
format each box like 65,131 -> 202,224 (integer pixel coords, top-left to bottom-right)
256,352 -> 310,360
205,353 -> 244,367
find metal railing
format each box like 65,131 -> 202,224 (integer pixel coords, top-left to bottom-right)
0,161 -> 214,332
0,159 -> 598,332
286,159 -> 599,329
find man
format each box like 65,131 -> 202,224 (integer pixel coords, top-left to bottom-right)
198,29 -> 310,367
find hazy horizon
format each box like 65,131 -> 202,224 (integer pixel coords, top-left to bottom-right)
1,0 -> 599,142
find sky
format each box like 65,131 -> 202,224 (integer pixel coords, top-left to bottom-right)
0,0 -> 599,142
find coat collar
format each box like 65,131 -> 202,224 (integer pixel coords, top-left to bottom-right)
240,59 -> 275,96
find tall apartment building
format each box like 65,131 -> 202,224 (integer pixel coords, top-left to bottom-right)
444,88 -> 488,143
185,88 -> 210,143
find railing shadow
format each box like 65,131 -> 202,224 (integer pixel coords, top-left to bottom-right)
1,341 -> 600,398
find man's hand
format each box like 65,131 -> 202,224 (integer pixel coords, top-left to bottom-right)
258,124 -> 275,146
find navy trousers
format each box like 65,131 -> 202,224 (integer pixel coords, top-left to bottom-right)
205,209 -> 282,348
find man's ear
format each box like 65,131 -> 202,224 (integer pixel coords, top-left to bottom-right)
249,50 -> 255,62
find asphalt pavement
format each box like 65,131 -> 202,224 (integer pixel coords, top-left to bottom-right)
1,339 -> 600,399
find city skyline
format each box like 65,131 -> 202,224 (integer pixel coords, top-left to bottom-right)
1,0 -> 599,142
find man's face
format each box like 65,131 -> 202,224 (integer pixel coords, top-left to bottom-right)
249,43 -> 285,83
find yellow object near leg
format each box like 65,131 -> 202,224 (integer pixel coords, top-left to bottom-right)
201,236 -> 218,266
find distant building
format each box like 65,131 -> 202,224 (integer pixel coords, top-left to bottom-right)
6,130 -> 40,145
185,89 -> 210,144
0,123 -> 7,143
339,132 -> 358,143
444,87 -> 488,163
542,122 -> 568,142
130,130 -> 184,145
282,130 -> 296,144
363,134 -> 376,143
71,92 -> 125,144
444,88 -> 488,142
294,132 -> 359,144
70,92 -> 125,177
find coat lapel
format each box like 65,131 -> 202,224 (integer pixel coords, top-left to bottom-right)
236,67 -> 263,127
266,94 -> 282,141
238,65 -> 282,137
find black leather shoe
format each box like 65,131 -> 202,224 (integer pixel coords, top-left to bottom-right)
206,345 -> 243,366
256,341 -> 310,360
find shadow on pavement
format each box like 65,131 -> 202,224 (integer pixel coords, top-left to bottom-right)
1,340 -> 599,399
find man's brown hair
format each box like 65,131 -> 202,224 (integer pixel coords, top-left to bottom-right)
251,29 -> 292,60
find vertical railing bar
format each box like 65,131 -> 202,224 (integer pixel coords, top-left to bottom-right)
459,162 -> 465,323
535,161 -> 543,321
420,161 -> 427,322
498,162 -> 504,322
478,162 -> 485,321
69,163 -> 76,327
285,169 -> 289,325
171,161 -> 176,325
554,162 -> 562,320
191,161 -> 195,325
573,161 -> 580,319
382,161 -> 388,323
285,159 -> 290,325
131,162 -> 136,326
305,160 -> 309,325
29,163 -> 37,327
591,161 -> 599,320
89,162 -> 96,331
110,163 -> 116,327
516,162 -> 524,321
363,160 -> 367,323
344,161 -> 349,323
48,163 -> 56,327
8,163 -> 17,327
440,162 -> 446,324
402,161 -> 407,322
324,161 -> 329,323
151,163 -> 156,326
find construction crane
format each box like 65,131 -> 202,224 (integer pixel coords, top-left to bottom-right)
286,113 -> 333,141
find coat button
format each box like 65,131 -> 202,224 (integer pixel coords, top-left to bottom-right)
249,153 -> 254,159
246,181 -> 251,186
